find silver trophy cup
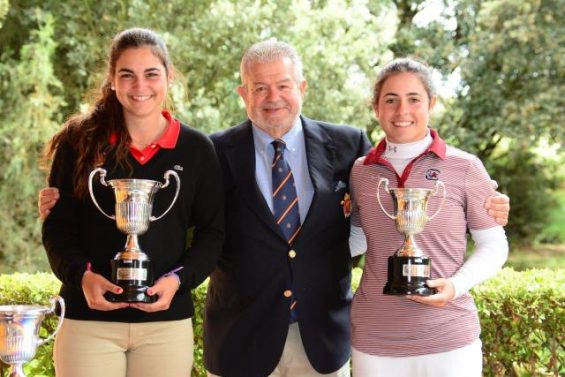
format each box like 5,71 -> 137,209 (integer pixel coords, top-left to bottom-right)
0,296 -> 65,377
88,167 -> 180,303
377,177 -> 446,296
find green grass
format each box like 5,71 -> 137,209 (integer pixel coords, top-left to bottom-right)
506,186 -> 565,270
506,244 -> 565,271
539,188 -> 565,243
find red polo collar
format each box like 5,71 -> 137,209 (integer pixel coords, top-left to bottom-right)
154,110 -> 181,148
109,110 -> 180,164
363,129 -> 447,187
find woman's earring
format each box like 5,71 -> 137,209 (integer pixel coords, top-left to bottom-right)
110,85 -> 115,91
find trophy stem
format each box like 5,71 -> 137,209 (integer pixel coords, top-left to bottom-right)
8,364 -> 25,377
397,234 -> 424,257
124,234 -> 142,252
107,237 -> 155,303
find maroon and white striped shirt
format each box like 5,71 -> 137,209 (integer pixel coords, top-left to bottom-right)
350,130 -> 498,357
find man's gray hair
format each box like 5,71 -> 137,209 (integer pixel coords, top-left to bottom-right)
240,40 -> 304,84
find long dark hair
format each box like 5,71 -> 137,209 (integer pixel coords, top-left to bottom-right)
44,28 -> 172,198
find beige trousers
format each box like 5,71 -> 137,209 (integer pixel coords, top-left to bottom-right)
53,318 -> 193,377
208,322 -> 350,377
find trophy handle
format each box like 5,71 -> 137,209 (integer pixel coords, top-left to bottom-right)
88,168 -> 115,220
150,170 -> 181,222
377,177 -> 396,220
37,295 -> 65,346
427,180 -> 446,221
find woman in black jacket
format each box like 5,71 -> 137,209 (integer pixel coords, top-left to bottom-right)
42,27 -> 224,377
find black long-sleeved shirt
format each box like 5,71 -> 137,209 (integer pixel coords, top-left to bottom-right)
42,123 -> 224,322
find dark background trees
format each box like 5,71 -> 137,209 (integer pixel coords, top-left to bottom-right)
389,0 -> 564,245
0,0 -> 562,272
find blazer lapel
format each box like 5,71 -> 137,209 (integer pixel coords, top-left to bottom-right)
224,121 -> 286,240
301,117 -> 336,229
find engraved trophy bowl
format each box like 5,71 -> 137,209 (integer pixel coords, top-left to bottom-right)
377,177 -> 446,296
0,296 -> 65,377
88,167 -> 180,303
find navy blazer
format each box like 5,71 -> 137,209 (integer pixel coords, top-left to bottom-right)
204,116 -> 371,377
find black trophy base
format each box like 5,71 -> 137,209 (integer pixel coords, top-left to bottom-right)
105,286 -> 157,303
383,255 -> 437,296
105,258 -> 157,303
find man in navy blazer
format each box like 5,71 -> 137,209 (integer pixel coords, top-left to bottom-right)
204,40 -> 371,377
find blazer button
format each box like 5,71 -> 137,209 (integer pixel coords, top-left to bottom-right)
283,289 -> 292,298
288,250 -> 296,258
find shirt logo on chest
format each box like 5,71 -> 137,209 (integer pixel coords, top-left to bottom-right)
425,168 -> 440,180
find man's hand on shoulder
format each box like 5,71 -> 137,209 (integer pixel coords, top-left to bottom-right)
38,187 -> 60,221
485,193 -> 510,226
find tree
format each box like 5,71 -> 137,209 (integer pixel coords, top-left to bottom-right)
2,0 -> 561,272
0,0 -> 390,272
442,0 -> 564,158
389,0 -> 564,156
0,0 -> 7,27
389,0 -> 564,246
0,9 -> 64,272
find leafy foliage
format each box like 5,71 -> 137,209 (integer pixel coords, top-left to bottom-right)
474,268 -> 565,376
191,278 -> 208,377
391,0 -> 565,154
440,0 -> 565,158
0,0 -> 7,28
0,0 -> 389,272
488,144 -> 560,246
389,0 -> 565,247
0,0 -> 562,271
440,0 -> 565,246
0,9 -> 64,273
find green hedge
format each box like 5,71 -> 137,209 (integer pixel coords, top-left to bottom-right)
1,268 -> 563,377
472,269 -> 564,376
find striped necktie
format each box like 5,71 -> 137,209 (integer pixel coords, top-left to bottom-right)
271,139 -> 301,244
272,139 -> 300,322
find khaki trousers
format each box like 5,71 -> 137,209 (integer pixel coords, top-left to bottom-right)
208,322 -> 350,377
53,318 -> 193,377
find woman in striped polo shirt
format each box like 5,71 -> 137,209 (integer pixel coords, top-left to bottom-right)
348,58 -> 509,376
